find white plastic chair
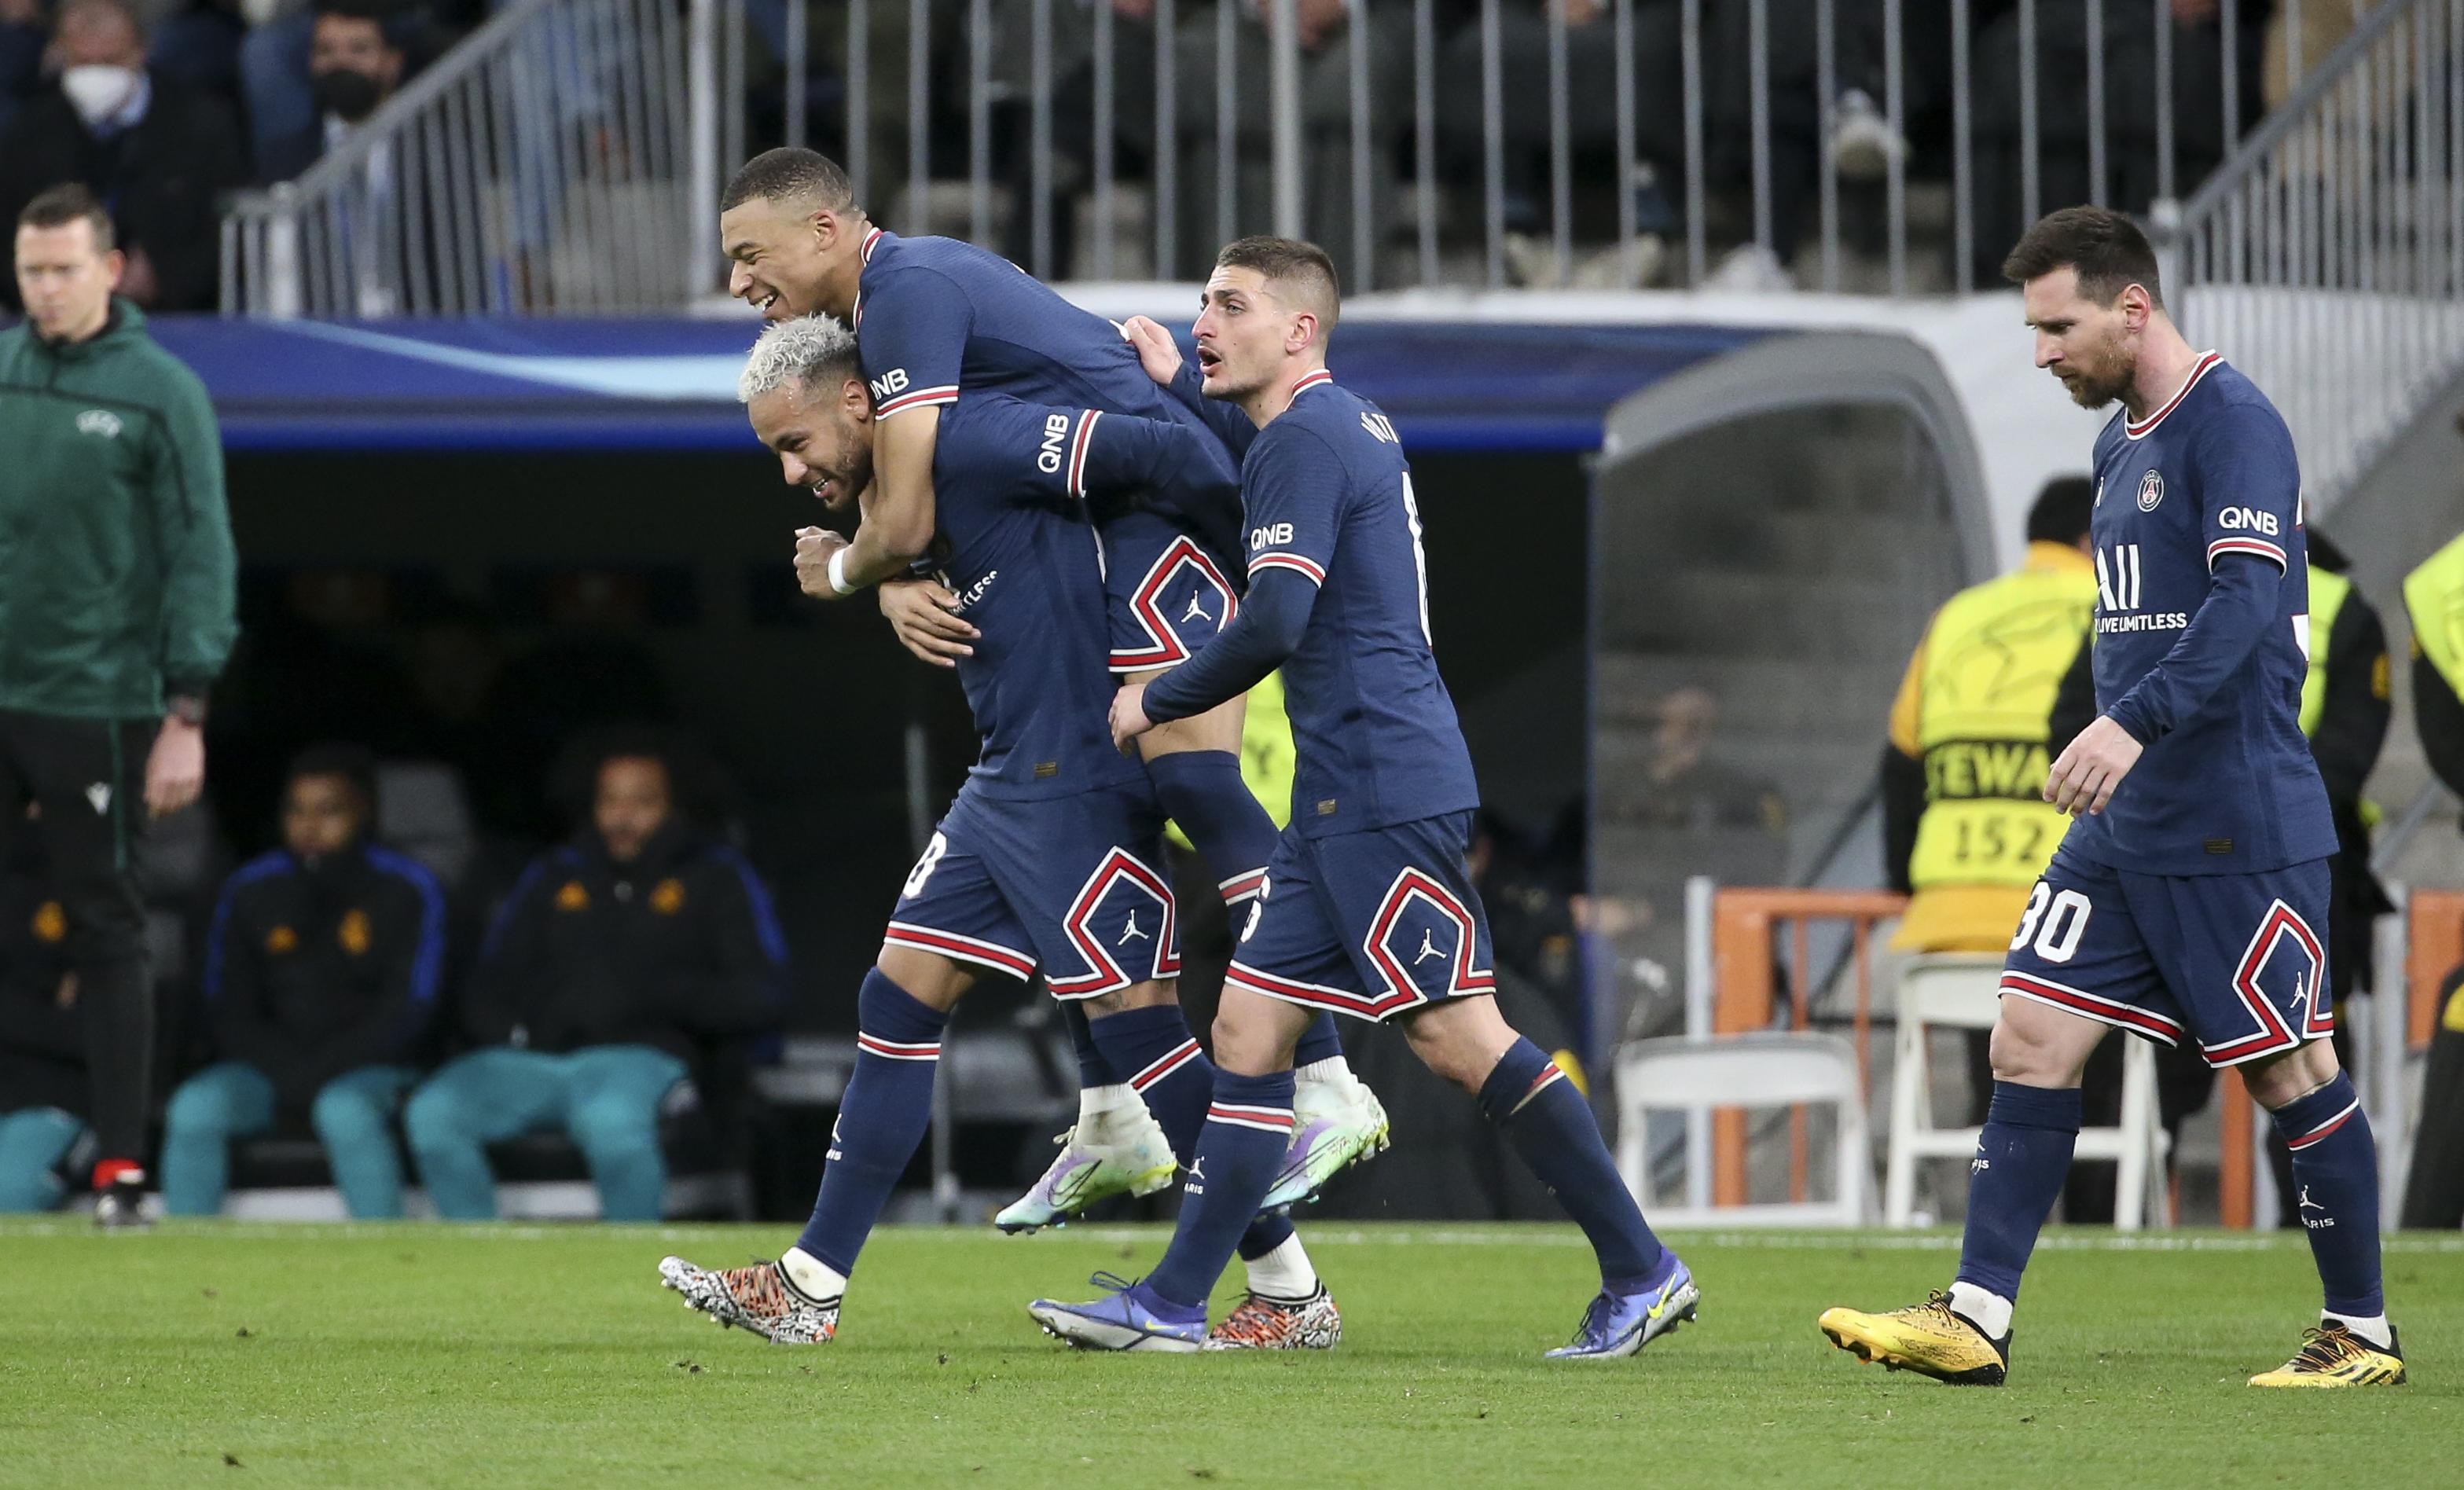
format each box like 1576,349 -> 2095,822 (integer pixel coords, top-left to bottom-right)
1614,1032 -> 1871,1228
1885,952 -> 2171,1230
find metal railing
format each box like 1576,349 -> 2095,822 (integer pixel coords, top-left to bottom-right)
222,0 -> 694,316
2172,0 -> 2464,512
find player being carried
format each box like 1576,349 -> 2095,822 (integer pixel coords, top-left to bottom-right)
712,150 -> 1386,1261
1820,207 -> 2405,1388
1027,238 -> 1697,1357
660,318 -> 1352,1347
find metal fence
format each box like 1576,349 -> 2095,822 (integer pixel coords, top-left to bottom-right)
220,0 -> 2464,351
2173,0 -> 2464,511
222,0 -> 695,316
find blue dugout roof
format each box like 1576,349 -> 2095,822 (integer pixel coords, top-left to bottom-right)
142,315 -> 1764,455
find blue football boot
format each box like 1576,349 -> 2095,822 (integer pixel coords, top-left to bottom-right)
1544,1253 -> 1699,1360
1028,1272 -> 1210,1352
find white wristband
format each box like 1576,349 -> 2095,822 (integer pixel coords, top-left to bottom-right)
827,545 -> 857,596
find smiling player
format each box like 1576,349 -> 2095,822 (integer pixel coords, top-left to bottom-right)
1819,207 -> 2403,1389
716,150 -> 1386,1263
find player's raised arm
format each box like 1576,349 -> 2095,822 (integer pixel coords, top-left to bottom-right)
1122,313 -> 1258,461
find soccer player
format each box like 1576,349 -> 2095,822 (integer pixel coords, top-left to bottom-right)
1027,239 -> 1696,1357
1819,207 -> 2405,1389
660,317 -> 1346,1346
713,148 -> 1384,1239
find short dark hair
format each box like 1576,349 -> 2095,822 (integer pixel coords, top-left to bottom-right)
287,742 -> 378,809
2025,475 -> 2095,546
2002,206 -> 2162,308
17,182 -> 115,254
1215,236 -> 1340,331
722,148 -> 858,216
549,722 -> 729,829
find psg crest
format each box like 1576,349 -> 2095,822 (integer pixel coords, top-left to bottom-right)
2137,471 -> 2165,511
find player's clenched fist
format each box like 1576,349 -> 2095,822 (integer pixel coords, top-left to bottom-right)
2044,714 -> 2144,817
795,526 -> 851,599
1108,681 -> 1155,754
1118,315 -> 1183,386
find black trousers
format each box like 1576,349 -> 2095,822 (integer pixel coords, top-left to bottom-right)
0,710 -> 158,1165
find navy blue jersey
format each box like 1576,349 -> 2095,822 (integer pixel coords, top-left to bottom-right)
2073,354 -> 2335,875
927,394 -> 1225,799
851,228 -> 1244,567
1151,372 -> 1480,836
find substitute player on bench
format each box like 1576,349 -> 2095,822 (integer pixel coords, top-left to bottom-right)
660,318 -> 1348,1347
1820,207 -> 2404,1389
1029,238 -> 1694,1358
714,149 -> 1385,1236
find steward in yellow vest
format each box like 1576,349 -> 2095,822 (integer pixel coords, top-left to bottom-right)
1884,479 -> 2096,952
2299,530 -> 2392,1010
2407,527 -> 2464,806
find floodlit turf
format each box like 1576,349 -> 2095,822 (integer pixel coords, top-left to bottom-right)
0,1222 -> 2456,1488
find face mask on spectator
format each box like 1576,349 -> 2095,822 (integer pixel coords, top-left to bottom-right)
60,64 -> 139,127
313,68 -> 384,123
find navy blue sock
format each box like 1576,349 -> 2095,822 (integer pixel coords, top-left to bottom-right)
1954,1082 -> 2083,1304
2271,1070 -> 2385,1319
1091,1004 -> 1213,1158
1478,1038 -> 1665,1289
1145,1069 -> 1294,1309
1060,1000 -> 1117,1088
795,970 -> 947,1278
1146,750 -> 1276,900
1089,1004 -> 1291,1260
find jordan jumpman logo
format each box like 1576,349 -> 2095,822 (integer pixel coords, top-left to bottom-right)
1181,593 -> 1211,623
1119,910 -> 1151,944
1413,927 -> 1445,963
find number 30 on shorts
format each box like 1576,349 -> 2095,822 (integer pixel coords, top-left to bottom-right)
2010,880 -> 2092,962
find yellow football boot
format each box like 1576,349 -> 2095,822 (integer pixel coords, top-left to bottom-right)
2248,1324 -> 2407,1387
1817,1291 -> 2010,1385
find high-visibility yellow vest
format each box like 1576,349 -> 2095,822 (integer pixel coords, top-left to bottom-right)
2405,532 -> 2464,704
1903,545 -> 2095,894
2298,563 -> 2351,739
1239,670 -> 1296,831
1164,671 -> 1295,852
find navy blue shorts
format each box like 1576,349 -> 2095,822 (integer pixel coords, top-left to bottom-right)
1998,842 -> 2334,1067
883,782 -> 1181,1000
1100,507 -> 1240,675
1225,812 -> 1498,1023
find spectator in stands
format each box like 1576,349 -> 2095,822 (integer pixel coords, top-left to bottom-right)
147,0 -> 248,105
254,0 -> 402,182
1167,0 -> 1412,285
1440,0 -> 1686,285
0,0 -> 248,311
0,0 -> 44,139
0,813 -> 88,1212
162,744 -> 443,1218
404,728 -> 786,1222
981,0 -> 1155,281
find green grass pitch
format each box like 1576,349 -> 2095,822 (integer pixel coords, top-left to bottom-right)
1,1221 -> 2456,1488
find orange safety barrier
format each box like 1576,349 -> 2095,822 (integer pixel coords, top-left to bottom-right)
2216,890 -> 2464,1228
1709,887 -> 1908,1208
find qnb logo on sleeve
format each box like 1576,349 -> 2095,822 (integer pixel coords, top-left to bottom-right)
2218,505 -> 2282,536
1249,522 -> 1294,550
868,368 -> 911,402
1037,412 -> 1069,472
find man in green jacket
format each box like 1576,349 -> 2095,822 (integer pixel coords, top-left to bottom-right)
3,183 -> 237,1227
